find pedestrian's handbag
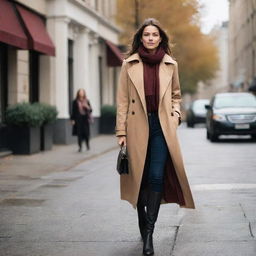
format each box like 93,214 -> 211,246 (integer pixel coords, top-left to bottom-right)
116,145 -> 129,175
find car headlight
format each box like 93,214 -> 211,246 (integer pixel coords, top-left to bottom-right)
212,114 -> 226,121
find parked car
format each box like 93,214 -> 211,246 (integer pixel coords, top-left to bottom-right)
186,99 -> 209,127
205,92 -> 256,142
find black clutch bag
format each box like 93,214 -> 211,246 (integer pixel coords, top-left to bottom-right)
116,145 -> 129,175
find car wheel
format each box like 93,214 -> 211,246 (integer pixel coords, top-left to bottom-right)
210,132 -> 218,142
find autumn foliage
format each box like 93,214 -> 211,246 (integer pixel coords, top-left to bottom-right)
116,0 -> 219,94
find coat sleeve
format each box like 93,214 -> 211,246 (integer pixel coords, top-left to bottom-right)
115,60 -> 129,137
172,62 -> 182,116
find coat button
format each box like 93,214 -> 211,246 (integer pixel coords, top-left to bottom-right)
171,112 -> 174,116
132,99 -> 135,103
132,111 -> 135,115
172,106 -> 174,108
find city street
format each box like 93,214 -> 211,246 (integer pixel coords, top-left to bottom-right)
0,125 -> 256,256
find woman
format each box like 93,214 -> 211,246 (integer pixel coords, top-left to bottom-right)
116,18 -> 195,255
71,89 -> 92,152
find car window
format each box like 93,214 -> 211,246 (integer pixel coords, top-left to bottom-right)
192,100 -> 209,111
214,94 -> 256,108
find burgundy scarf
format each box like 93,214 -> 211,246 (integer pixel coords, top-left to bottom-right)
138,45 -> 165,112
77,99 -> 89,115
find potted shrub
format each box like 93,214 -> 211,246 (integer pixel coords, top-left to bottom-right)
5,102 -> 44,154
99,105 -> 116,134
35,103 -> 58,151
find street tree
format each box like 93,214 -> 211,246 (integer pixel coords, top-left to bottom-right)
116,0 -> 219,94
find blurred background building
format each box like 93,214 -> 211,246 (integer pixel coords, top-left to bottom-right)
0,0 -> 122,150
228,0 -> 256,91
196,21 -> 229,99
186,0 -> 256,107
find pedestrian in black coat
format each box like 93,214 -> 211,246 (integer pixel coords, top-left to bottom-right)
71,89 -> 92,152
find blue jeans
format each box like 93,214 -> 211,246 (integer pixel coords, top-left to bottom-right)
144,112 -> 168,192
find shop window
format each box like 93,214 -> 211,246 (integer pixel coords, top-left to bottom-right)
29,51 -> 39,103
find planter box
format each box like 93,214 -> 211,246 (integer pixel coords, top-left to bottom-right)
41,124 -> 53,151
0,124 -> 9,149
8,126 -> 40,154
99,115 -> 116,134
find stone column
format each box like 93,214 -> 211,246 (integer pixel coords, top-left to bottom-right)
73,27 -> 90,95
46,16 -> 73,144
87,33 -> 101,136
89,33 -> 100,117
49,16 -> 70,118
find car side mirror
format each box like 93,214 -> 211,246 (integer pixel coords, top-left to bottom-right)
205,104 -> 211,110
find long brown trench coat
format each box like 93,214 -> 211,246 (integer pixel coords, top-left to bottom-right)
115,53 -> 195,209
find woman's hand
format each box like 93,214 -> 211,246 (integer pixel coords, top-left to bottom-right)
82,100 -> 90,110
71,120 -> 75,125
118,136 -> 126,147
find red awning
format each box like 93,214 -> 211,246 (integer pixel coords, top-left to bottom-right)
16,5 -> 55,56
105,40 -> 123,67
0,0 -> 28,49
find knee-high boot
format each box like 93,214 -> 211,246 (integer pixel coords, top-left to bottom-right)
143,189 -> 162,256
85,137 -> 90,150
77,136 -> 82,152
137,189 -> 147,240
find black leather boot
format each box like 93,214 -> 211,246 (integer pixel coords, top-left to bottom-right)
143,190 -> 162,256
137,189 -> 147,240
85,139 -> 90,150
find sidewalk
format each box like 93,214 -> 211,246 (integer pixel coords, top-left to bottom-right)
0,135 -> 180,256
1,130 -> 256,255
0,135 -> 118,201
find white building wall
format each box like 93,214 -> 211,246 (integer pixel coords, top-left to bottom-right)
47,0 -> 119,111
16,0 -> 46,15
8,49 -> 29,105
229,0 -> 256,89
17,51 -> 29,103
4,0 -> 120,144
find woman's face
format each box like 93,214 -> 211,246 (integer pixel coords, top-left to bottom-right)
78,90 -> 85,98
141,25 -> 162,52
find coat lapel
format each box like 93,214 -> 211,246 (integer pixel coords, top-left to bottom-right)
159,61 -> 173,104
127,56 -> 147,115
126,53 -> 175,114
159,54 -> 176,104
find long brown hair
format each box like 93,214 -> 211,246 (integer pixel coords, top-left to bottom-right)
127,18 -> 172,57
76,88 -> 87,100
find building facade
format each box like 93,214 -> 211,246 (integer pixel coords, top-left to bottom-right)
0,0 -> 122,150
228,0 -> 256,90
196,21 -> 229,99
